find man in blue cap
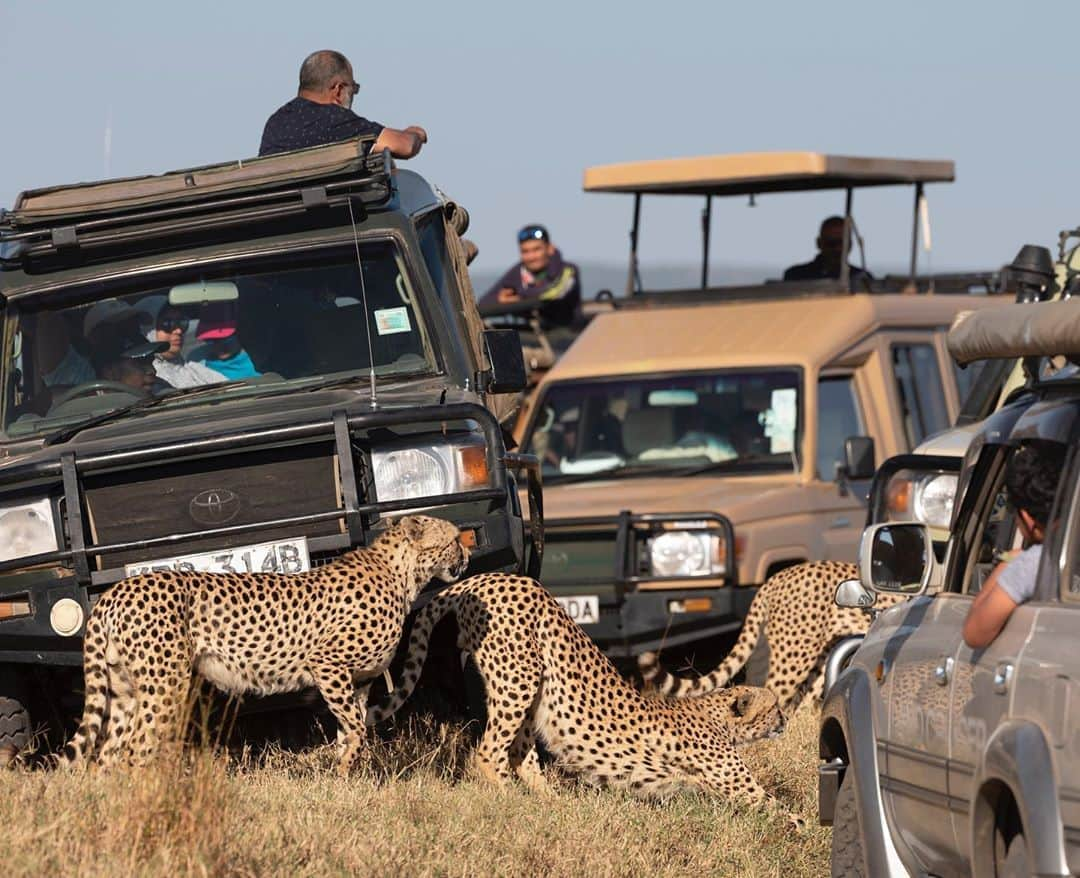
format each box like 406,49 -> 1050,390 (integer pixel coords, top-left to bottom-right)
481,224 -> 581,328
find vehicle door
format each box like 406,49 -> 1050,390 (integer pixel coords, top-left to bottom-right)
877,418 -> 1023,877
944,448 -> 1041,868
811,373 -> 870,560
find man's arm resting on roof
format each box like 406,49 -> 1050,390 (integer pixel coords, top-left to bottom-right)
962,565 -> 1018,649
373,126 -> 426,158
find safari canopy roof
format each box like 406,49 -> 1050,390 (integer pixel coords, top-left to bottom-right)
582,152 -> 955,197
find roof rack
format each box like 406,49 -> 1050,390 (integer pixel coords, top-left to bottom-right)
1,138 -> 393,263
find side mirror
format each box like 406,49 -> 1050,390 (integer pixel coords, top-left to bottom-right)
481,329 -> 527,394
834,578 -> 876,611
859,522 -> 935,596
841,436 -> 876,481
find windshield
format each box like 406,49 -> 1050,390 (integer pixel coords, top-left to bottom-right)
525,370 -> 801,481
2,242 -> 435,439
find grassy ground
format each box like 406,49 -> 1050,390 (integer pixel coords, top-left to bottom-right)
0,704 -> 829,878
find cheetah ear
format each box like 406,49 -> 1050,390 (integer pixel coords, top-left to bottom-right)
733,692 -> 753,717
398,515 -> 426,543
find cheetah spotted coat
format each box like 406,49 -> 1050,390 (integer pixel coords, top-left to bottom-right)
640,561 -> 906,713
368,574 -> 788,812
62,515 -> 468,772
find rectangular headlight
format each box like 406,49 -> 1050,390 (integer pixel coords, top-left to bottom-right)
0,497 -> 59,563
648,529 -> 726,578
371,439 -> 490,504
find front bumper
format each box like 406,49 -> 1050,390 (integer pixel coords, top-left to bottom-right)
0,403 -> 542,666
542,510 -> 751,657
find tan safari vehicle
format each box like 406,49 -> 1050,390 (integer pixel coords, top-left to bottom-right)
514,152 -> 1009,665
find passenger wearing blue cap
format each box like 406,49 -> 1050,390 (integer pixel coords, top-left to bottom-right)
480,224 -> 581,328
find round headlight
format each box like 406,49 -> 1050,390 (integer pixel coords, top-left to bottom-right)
912,473 -> 958,530
373,449 -> 448,502
650,531 -> 709,577
0,500 -> 58,564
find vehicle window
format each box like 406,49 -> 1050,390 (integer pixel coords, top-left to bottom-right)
816,377 -> 863,481
953,359 -> 984,411
958,454 -> 1016,596
892,343 -> 949,447
2,242 -> 434,438
524,369 -> 800,481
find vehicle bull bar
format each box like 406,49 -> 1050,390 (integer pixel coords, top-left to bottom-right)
544,510 -> 737,599
0,402 -> 543,584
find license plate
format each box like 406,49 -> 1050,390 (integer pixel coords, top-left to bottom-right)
124,537 -> 310,578
556,595 -> 599,625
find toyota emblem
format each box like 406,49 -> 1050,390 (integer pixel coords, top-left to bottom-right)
189,488 -> 242,526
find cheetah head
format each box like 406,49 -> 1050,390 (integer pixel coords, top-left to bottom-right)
389,514 -> 470,586
705,685 -> 785,744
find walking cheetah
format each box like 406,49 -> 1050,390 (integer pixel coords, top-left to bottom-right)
367,574 -> 789,814
639,561 -> 907,713
62,515 -> 468,772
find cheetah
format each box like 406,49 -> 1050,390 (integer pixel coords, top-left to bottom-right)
367,574 -> 789,813
62,515 -> 468,772
639,561 -> 907,713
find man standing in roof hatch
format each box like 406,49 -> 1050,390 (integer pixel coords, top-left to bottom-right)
481,224 -> 582,329
259,50 -> 428,159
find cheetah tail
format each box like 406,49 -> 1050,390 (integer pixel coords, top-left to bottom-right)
60,613 -> 110,767
365,586 -> 460,726
637,591 -> 767,698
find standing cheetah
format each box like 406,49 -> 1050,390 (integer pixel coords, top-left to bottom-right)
639,561 -> 907,713
62,515 -> 468,772
368,574 -> 789,814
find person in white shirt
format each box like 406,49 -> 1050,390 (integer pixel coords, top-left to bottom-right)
136,297 -> 224,389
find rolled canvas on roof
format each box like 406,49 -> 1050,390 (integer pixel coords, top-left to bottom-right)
948,301 -> 1080,365
12,137 -> 376,223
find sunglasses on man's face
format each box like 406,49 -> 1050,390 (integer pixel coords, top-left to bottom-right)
157,316 -> 190,333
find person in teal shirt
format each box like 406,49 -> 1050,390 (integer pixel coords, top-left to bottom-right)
193,301 -> 261,381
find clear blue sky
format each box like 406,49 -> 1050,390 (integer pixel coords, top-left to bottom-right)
3,1 -> 1077,283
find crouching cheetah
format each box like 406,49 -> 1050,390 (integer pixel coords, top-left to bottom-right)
367,574 -> 790,815
639,561 -> 907,713
62,515 -> 468,772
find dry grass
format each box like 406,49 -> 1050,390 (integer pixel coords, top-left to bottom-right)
0,704 -> 829,878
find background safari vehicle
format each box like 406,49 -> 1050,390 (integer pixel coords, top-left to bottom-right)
819,300 -> 1080,877
0,138 -> 541,755
515,152 -> 1008,663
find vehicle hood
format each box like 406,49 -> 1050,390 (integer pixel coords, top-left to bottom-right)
0,377 -> 478,474
540,473 -> 809,525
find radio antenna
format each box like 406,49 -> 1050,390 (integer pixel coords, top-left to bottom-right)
347,197 -> 378,409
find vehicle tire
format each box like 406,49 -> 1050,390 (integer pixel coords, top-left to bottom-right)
830,770 -> 867,878
0,693 -> 32,766
994,824 -> 1030,878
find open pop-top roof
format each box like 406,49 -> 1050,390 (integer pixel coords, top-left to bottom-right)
7,136 -> 379,226
582,152 -> 955,196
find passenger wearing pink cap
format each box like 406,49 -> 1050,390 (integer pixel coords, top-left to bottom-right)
193,302 -> 261,381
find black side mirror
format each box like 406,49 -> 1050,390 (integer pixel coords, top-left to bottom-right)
481,329 -> 527,394
841,436 -> 876,481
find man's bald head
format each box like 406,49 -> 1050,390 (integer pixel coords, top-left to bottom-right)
298,50 -> 354,99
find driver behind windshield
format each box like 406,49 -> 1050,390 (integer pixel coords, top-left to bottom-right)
90,334 -> 169,395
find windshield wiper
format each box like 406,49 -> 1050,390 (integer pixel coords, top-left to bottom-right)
668,455 -> 789,478
545,463 -> 685,486
42,380 -> 252,447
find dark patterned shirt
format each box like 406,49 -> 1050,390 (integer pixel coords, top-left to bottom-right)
258,97 -> 385,156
